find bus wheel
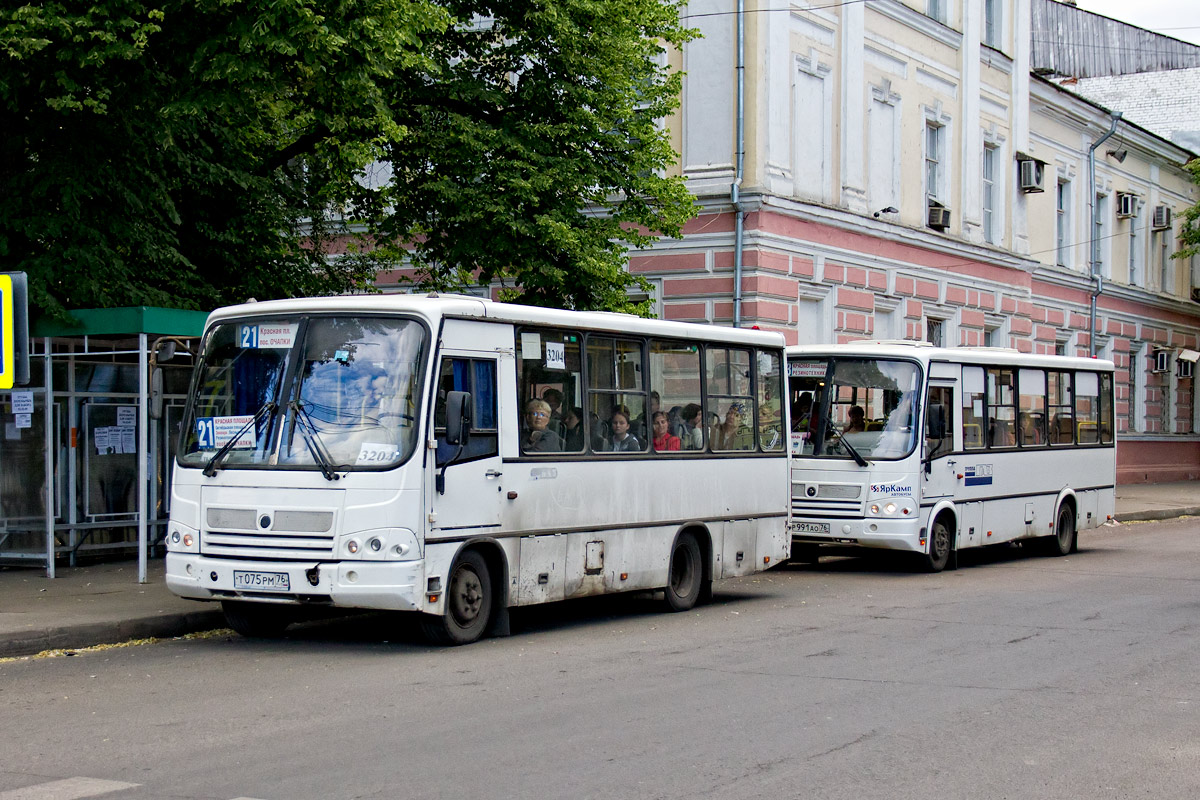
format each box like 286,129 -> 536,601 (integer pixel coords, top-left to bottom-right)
920,519 -> 952,573
222,601 -> 293,638
664,532 -> 703,612
421,550 -> 492,645
1047,504 -> 1077,556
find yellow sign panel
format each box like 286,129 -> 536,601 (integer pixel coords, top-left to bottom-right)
0,273 -> 14,390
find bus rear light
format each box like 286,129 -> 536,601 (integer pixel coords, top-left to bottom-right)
182,533 -> 194,547
427,593 -> 440,603
347,540 -> 359,554
620,572 -> 628,581
763,556 -> 770,564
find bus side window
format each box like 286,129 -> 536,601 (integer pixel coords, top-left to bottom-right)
925,385 -> 954,457
435,357 -> 498,466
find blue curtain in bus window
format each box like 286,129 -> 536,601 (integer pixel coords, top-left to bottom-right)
473,361 -> 497,429
451,359 -> 470,392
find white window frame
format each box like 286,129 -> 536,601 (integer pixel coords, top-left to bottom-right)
982,144 -> 998,245
983,0 -> 1001,48
1056,179 -> 1072,268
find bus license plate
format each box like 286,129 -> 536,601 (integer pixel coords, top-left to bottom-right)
790,521 -> 830,535
233,570 -> 290,591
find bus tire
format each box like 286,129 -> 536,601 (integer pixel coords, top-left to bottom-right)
920,518 -> 953,573
664,532 -> 703,612
222,601 -> 293,638
1046,503 -> 1077,557
420,549 -> 492,645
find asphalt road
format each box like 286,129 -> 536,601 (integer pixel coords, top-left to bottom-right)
2,518 -> 1198,800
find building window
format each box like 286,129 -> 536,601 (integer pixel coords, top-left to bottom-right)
982,145 -> 997,244
1159,233 -> 1173,294
925,123 -> 944,203
1129,216 -> 1140,286
983,0 -> 1000,47
1094,193 -> 1107,278
926,318 -> 944,347
1056,179 -> 1071,267
928,0 -> 946,24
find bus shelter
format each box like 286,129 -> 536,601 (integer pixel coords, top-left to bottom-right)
0,307 -> 207,582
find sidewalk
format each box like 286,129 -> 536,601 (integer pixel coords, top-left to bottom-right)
2,481 -> 1198,658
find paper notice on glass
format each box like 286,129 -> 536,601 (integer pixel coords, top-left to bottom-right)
95,427 -> 113,454
520,332 -> 541,359
15,413 -> 32,429
12,391 -> 34,415
117,406 -> 137,427
120,428 -> 137,454
5,422 -> 18,440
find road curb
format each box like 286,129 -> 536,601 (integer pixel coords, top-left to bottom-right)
0,609 -> 225,659
1113,507 -> 1200,523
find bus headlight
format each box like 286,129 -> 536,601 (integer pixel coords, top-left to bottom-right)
166,523 -> 200,553
338,528 -> 420,561
868,499 -> 914,518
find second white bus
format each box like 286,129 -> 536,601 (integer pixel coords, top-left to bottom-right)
786,343 -> 1115,571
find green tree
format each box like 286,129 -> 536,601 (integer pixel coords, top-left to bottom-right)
1178,158 -> 1200,266
2,0 -> 695,320
352,0 -> 697,314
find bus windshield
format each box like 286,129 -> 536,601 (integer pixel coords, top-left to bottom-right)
789,357 -> 921,461
179,316 -> 427,471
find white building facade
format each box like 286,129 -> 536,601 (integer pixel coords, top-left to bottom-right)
631,0 -> 1200,483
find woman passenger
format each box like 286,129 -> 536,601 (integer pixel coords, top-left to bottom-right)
651,411 -> 681,452
606,409 -> 641,452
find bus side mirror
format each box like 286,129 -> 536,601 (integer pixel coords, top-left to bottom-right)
149,367 -> 164,420
926,403 -> 946,439
444,391 -> 472,446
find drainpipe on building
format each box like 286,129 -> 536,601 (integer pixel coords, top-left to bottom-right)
732,0 -> 745,328
1088,111 -> 1121,357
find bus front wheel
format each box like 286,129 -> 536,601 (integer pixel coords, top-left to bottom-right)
664,532 -> 703,612
920,519 -> 953,573
421,550 -> 492,645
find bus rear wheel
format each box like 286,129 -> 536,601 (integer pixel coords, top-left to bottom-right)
919,518 -> 953,573
664,532 -> 703,612
421,550 -> 492,645
222,601 -> 293,638
1046,504 -> 1077,556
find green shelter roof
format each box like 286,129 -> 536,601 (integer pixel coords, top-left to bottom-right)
32,306 -> 209,338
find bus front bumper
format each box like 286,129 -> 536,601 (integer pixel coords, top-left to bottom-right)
790,517 -> 924,553
165,553 -> 425,612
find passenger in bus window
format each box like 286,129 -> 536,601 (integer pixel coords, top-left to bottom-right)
635,391 -> 660,442
541,388 -> 564,428
560,406 -> 585,452
652,411 -> 681,452
1018,412 -> 1043,445
521,399 -> 562,453
711,403 -> 753,451
791,393 -> 813,432
677,403 -> 704,450
606,409 -> 641,452
846,405 -> 866,432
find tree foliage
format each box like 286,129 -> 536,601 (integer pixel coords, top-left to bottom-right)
1,0 -> 695,320
1178,158 -> 1200,263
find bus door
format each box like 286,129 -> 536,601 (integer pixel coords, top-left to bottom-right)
430,344 -> 510,535
921,369 -> 958,509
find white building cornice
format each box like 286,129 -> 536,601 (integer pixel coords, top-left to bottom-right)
866,0 -> 962,50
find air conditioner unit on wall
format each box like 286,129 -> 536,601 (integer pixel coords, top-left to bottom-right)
1018,159 -> 1045,193
927,203 -> 951,230
1115,192 -> 1136,219
1152,205 -> 1172,229
1152,350 -> 1169,373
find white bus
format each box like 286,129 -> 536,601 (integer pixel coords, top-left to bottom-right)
786,343 -> 1116,571
165,295 -> 790,643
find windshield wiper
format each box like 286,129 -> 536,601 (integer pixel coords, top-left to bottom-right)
289,401 -> 340,482
203,401 -> 276,477
830,425 -> 870,468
